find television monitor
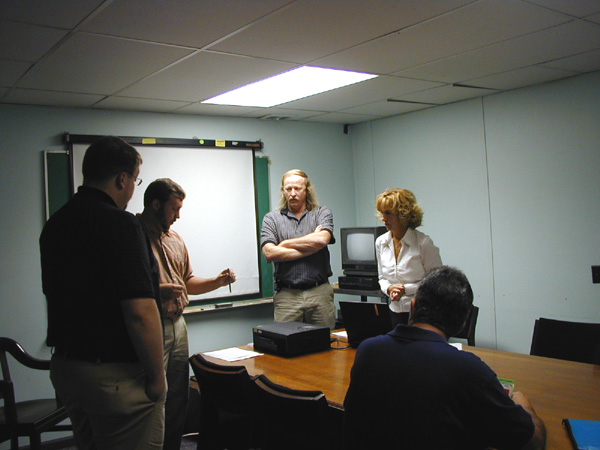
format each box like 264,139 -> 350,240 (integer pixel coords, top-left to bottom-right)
340,226 -> 387,276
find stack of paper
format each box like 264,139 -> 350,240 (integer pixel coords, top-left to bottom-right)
203,347 -> 263,362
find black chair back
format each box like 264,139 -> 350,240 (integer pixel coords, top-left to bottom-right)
188,353 -> 260,449
454,305 -> 479,346
253,373 -> 342,450
530,318 -> 600,364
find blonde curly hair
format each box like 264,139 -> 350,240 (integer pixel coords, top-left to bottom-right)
375,188 -> 423,228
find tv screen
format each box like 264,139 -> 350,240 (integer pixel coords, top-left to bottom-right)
347,233 -> 377,261
341,226 -> 387,276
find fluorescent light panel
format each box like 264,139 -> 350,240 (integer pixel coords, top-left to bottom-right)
202,66 -> 378,108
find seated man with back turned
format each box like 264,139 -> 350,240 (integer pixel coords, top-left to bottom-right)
343,266 -> 546,450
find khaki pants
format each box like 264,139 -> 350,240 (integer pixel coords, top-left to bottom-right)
162,315 -> 190,450
51,357 -> 165,450
274,283 -> 336,329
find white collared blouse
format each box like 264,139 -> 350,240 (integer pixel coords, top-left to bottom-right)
376,227 -> 442,313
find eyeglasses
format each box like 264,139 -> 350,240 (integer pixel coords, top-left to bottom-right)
126,172 -> 143,186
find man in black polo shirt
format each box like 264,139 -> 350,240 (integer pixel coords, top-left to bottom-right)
261,169 -> 336,329
343,266 -> 546,450
40,136 -> 166,450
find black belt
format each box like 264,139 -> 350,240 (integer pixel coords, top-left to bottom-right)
277,279 -> 327,290
52,347 -> 137,364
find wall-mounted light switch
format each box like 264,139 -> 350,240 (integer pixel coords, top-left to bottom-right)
592,266 -> 600,284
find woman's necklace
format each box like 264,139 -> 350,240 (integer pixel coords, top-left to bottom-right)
393,236 -> 402,260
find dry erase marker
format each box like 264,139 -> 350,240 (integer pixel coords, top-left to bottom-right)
228,269 -> 232,293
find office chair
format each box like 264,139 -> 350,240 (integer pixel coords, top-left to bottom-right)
253,373 -> 342,450
188,353 -> 261,450
530,318 -> 600,364
0,337 -> 71,450
454,305 -> 479,346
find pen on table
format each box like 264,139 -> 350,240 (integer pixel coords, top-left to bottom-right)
227,268 -> 232,293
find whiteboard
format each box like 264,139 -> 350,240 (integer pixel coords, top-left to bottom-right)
72,143 -> 260,301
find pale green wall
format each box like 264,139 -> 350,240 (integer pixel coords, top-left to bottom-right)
485,73 -> 600,352
0,106 -> 353,418
350,71 -> 600,352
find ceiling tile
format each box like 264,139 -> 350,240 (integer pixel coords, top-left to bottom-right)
0,19 -> 68,61
396,20 -> 600,83
118,51 -> 296,102
303,111 -> 383,124
16,32 -> 195,94
210,0 -> 474,63
0,0 -> 104,28
2,88 -> 104,107
341,99 -> 433,117
0,60 -> 31,86
2,0 -> 599,124
273,76 -> 443,112
464,65 -> 578,90
524,0 -> 600,17
394,85 -> 499,105
313,0 -> 572,74
173,103 -> 263,117
540,49 -> 600,72
241,107 -> 327,121
81,0 -> 293,48
92,96 -> 191,113
586,11 -> 600,23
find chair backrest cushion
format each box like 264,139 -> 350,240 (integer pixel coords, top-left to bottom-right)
189,353 -> 256,414
254,374 -> 332,450
454,306 -> 479,345
530,318 -> 600,364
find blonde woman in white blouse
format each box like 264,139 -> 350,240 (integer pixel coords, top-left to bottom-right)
375,189 -> 442,327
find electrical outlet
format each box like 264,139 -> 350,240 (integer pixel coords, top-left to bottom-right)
592,266 -> 600,284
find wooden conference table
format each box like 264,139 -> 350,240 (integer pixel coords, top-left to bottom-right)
203,339 -> 600,450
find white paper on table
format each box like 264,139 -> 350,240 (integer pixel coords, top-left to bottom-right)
203,347 -> 263,362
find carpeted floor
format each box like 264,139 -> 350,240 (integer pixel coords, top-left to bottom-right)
181,435 -> 198,449
52,434 -> 198,449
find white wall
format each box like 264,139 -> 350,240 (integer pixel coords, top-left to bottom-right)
351,71 -> 600,352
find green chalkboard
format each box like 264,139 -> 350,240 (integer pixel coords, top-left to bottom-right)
255,156 -> 274,298
43,151 -> 70,219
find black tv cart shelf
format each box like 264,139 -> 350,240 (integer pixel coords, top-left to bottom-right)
334,287 -> 386,302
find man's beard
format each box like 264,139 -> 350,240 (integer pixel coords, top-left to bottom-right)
157,207 -> 170,232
